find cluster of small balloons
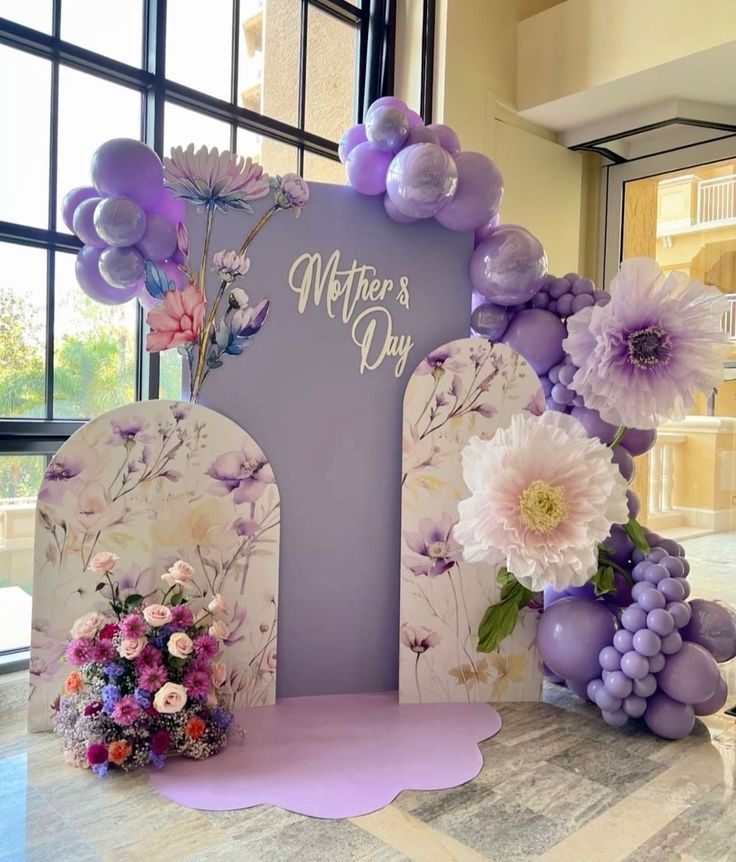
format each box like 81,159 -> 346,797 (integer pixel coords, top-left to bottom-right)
340,97 -> 503,233
62,138 -> 186,307
539,531 -> 735,739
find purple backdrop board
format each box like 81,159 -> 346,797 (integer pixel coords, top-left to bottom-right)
191,182 -> 473,697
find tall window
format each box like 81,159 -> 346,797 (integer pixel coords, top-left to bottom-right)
0,0 -> 395,662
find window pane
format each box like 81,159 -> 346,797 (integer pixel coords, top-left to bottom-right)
0,243 -> 46,419
57,66 -> 141,229
305,8 -> 356,141
239,0 -> 299,127
303,151 -> 345,184
167,0 -> 233,100
0,48 -> 51,228
0,455 -> 42,654
61,0 -> 143,67
52,252 -> 138,419
165,103 -> 232,152
0,0 -> 52,32
159,349 -> 184,400
237,127 -> 297,178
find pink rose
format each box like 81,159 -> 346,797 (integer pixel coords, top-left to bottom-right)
152,682 -> 187,714
280,173 -> 309,209
161,560 -> 195,590
208,593 -> 230,618
210,661 -> 227,687
143,604 -> 172,628
69,611 -> 107,640
208,620 -> 229,641
88,551 -> 119,574
167,632 -> 193,659
117,637 -> 146,660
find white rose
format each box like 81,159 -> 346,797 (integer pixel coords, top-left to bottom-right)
88,551 -> 118,574
209,620 -> 229,641
161,559 -> 195,590
118,637 -> 147,659
143,604 -> 172,628
69,611 -> 107,640
153,682 -> 188,714
210,661 -> 227,687
167,631 -> 194,659
208,593 -> 230,618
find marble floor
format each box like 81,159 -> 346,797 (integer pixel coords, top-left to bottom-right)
1,534 -> 734,862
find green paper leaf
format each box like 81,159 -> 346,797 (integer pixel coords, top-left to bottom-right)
95,582 -> 106,592
591,565 -> 615,597
477,577 -> 532,653
623,518 -> 650,554
124,593 -> 143,608
170,590 -> 184,606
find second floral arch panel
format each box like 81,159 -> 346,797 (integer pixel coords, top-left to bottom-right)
400,340 -> 544,703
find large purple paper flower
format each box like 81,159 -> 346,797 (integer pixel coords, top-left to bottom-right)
106,416 -> 155,446
564,258 -> 727,430
207,444 -> 274,504
38,452 -> 88,504
403,513 -> 461,577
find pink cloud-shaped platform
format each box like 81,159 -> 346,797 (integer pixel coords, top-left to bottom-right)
150,691 -> 502,819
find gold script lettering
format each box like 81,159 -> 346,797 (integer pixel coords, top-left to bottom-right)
351,307 -> 415,378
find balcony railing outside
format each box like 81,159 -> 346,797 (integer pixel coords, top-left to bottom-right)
697,176 -> 736,225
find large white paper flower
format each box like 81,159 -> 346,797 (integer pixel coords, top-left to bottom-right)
454,412 -> 629,592
563,258 -> 727,430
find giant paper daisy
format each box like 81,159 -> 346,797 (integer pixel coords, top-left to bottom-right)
563,258 -> 727,430
454,412 -> 628,592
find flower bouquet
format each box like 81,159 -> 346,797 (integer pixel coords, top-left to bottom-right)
54,553 -> 234,775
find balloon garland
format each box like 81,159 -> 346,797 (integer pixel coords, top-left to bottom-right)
342,97 -> 735,740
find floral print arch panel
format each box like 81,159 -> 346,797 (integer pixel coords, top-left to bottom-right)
29,400 -> 279,731
399,340 -> 544,704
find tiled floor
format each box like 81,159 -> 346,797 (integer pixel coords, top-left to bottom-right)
1,534 -> 734,862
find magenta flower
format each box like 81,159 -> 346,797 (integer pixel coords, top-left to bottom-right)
138,664 -> 168,693
184,666 -> 211,701
65,637 -> 93,665
120,614 -> 146,639
169,605 -> 194,630
193,634 -> 219,660
136,645 -> 163,670
92,639 -> 116,663
83,701 -> 102,717
86,743 -> 108,766
151,729 -> 171,755
111,695 -> 142,727
402,513 -> 461,577
207,443 -> 275,504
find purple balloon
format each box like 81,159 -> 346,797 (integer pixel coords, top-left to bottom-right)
637,589 -> 666,612
471,303 -> 510,340
627,490 -> 640,519
339,124 -> 368,163
469,224 -> 547,306
90,138 -> 163,208
594,687 -> 623,712
370,96 -> 409,113
501,309 -> 566,375
601,524 -> 634,566
602,708 -> 628,727
666,600 -> 691,629
136,212 -> 177,260
693,674 -> 728,716
435,152 -> 503,232
633,628 -> 661,657
681,599 -> 736,663
657,641 -> 720,704
94,196 -> 147,247
99,246 -> 144,288
644,691 -> 695,739
604,670 -> 633,699
346,142 -> 393,195
569,405 -> 618,445
537,598 -> 618,683
599,645 -> 622,671
146,187 -> 186,224
632,673 -> 657,697
621,427 -> 656,457
75,246 -> 138,305
622,695 -> 647,718
406,126 -> 440,147
474,214 -> 500,248
365,105 -> 409,152
587,678 -> 604,701
643,564 -> 669,586
660,631 -> 683,655
610,572 -> 633,607
648,652 -> 666,673
611,446 -> 635,483
647,608 -> 675,637
661,556 -> 685,579
405,109 -> 423,128
544,664 -> 564,683
385,144 -> 458,219
383,194 -> 417,224
427,124 -> 461,155
621,605 -> 647,633
621,650 -> 650,680
72,197 -> 105,247
565,678 -> 591,700
62,185 -> 97,232
136,259 -> 187,309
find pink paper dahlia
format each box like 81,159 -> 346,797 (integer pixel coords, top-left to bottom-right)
454,412 -> 629,592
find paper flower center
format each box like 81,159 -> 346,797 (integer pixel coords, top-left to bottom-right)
518,480 -> 568,534
240,457 -> 259,478
427,540 -> 451,559
626,326 -> 671,368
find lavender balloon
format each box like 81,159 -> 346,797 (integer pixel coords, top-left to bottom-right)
338,124 -> 367,163
470,303 -> 510,340
385,144 -> 458,219
383,194 -> 417,224
427,123 -> 461,155
370,96 -> 409,112
72,197 -> 105,248
692,674 -> 728,716
537,598 -> 618,683
136,212 -> 177,260
435,152 -> 503,232
91,138 -> 164,208
644,691 -> 695,739
75,246 -> 138,305
99,246 -> 144,288
345,142 -> 393,195
469,224 -> 547,306
62,185 -> 97,232
146,187 -> 186,224
502,309 -> 566,375
682,599 -> 736,663
406,126 -> 440,147
657,641 -> 720,704
474,214 -> 500,248
365,105 -> 409,152
569,405 -> 618,446
94,196 -> 147,247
